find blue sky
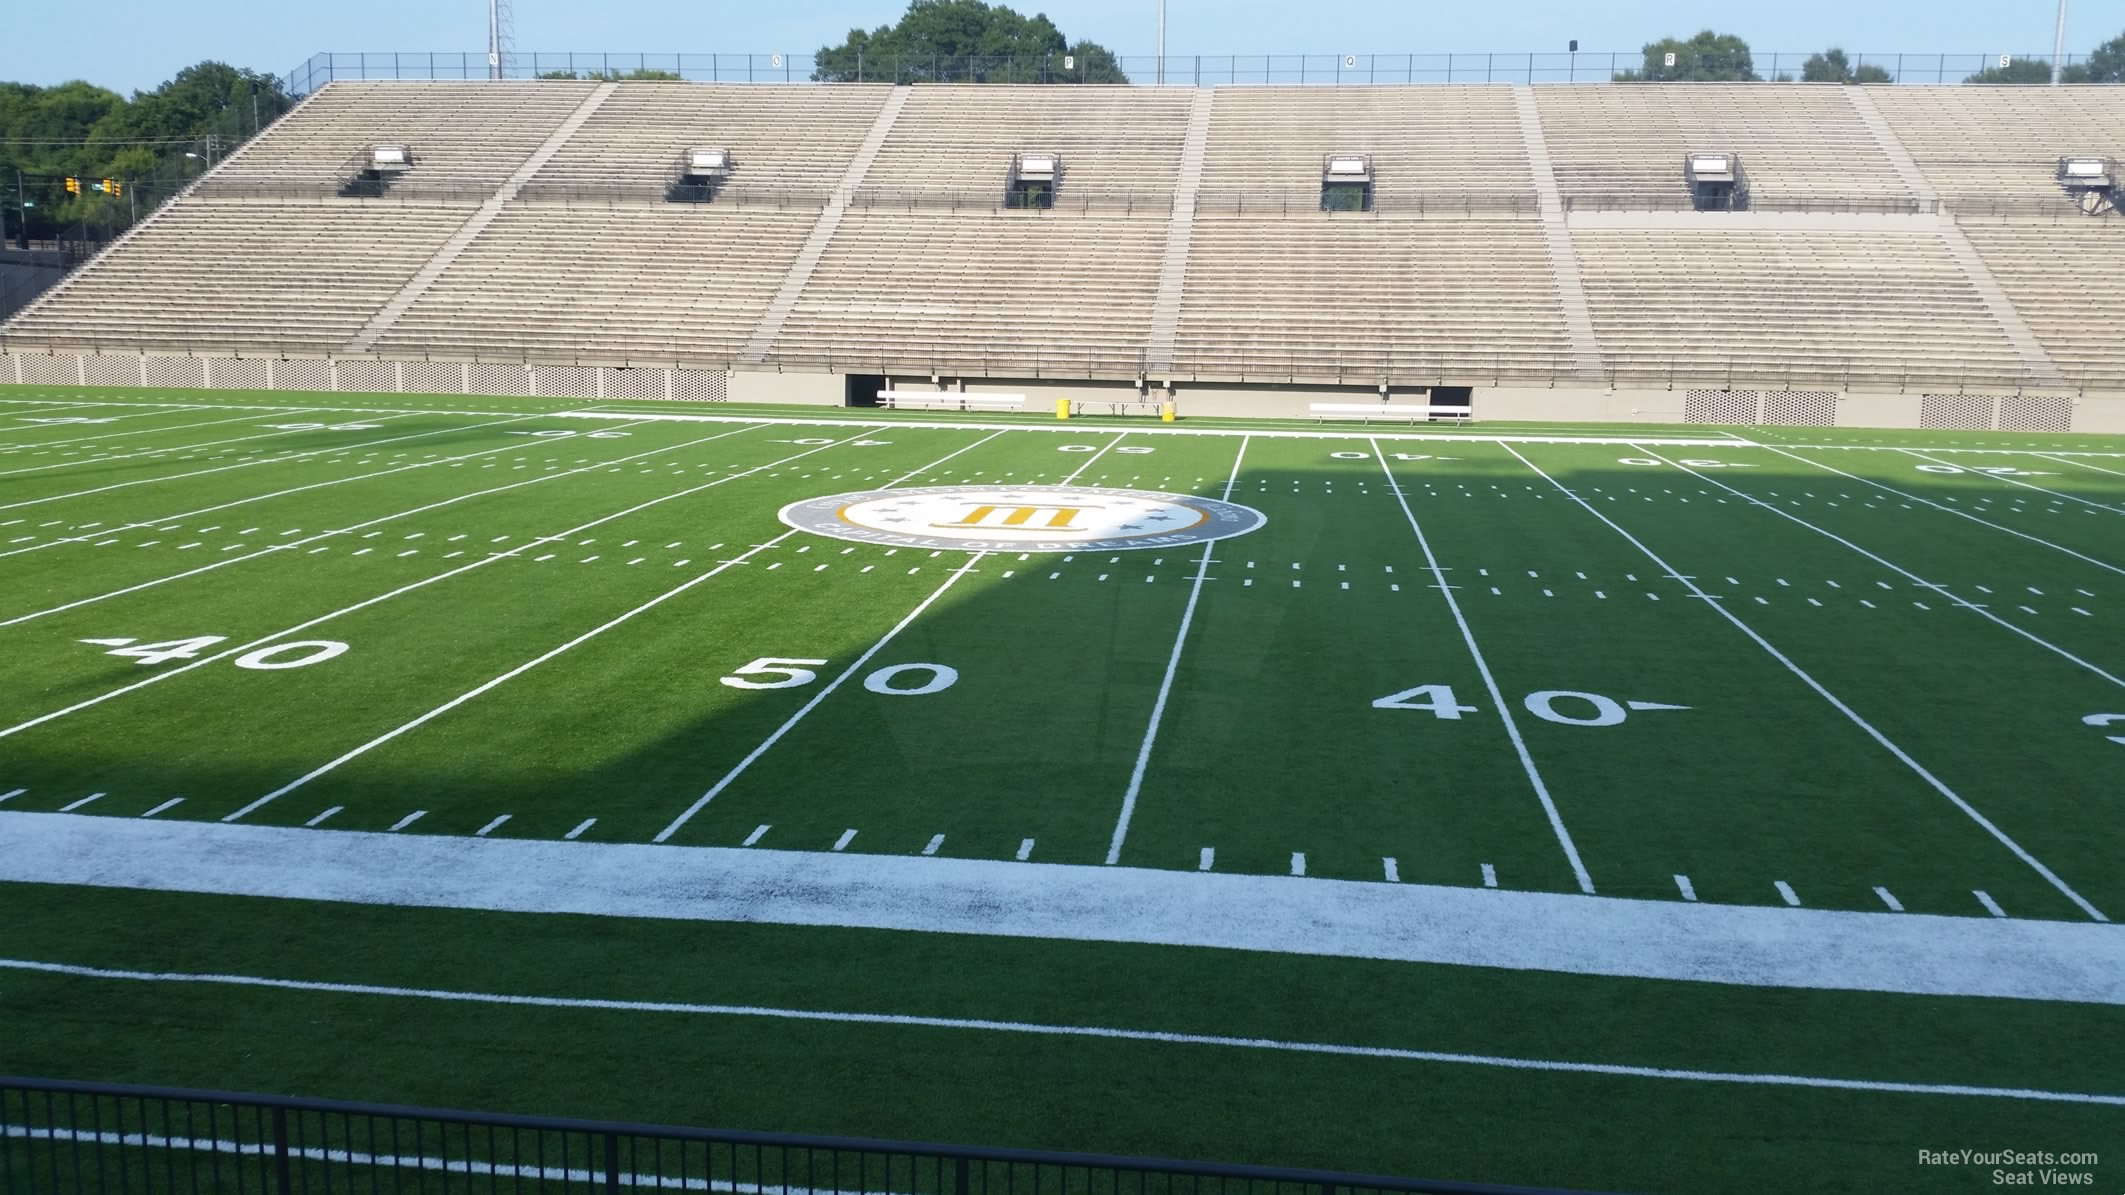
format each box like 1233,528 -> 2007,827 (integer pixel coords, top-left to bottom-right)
4,0 -> 2112,94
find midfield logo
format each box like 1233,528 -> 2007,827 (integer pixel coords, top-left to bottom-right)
779,486 -> 1267,552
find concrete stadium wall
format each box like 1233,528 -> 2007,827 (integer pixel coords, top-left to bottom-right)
4,352 -> 2121,435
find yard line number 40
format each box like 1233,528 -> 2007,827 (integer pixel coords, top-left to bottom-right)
81,636 -> 348,670
1374,684 -> 1688,726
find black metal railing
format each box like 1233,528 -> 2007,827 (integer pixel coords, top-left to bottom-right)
0,1077 -> 1590,1195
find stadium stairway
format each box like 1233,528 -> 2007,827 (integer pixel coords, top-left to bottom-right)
740,86 -> 913,364
344,81 -> 620,353
1512,85 -> 1604,381
1143,90 -> 1216,377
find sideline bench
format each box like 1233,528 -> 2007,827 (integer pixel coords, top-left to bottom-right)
1309,403 -> 1474,424
1074,398 -> 1168,417
877,390 -> 1025,412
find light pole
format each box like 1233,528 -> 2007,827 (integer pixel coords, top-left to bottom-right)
1156,0 -> 1173,85
2052,0 -> 2069,83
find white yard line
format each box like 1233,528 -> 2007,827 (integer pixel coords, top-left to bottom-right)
10,814 -> 2125,1010
0,412 -> 541,514
1898,449 -> 2125,515
1375,440 -> 1595,895
1638,446 -> 2125,691
0,420 -> 747,626
653,554 -> 990,843
1105,436 -> 1250,865
2034,452 -> 2125,480
1761,446 -> 2125,579
0,431 -> 883,742
1502,443 -> 2108,924
227,529 -> 804,820
0,405 -> 318,452
885,429 -> 1007,485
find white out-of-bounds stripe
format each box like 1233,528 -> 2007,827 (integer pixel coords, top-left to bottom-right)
0,411 -> 554,563
0,419 -> 742,626
0,430 -> 880,742
551,408 -> 1756,449
0,410 -> 327,473
0,410 -> 518,514
1900,448 -> 2125,515
654,552 -> 989,842
228,529 -> 804,821
4,958 -> 2120,1108
1503,443 -> 2108,924
1640,447 -> 2125,692
1763,446 -> 2125,579
1376,441 -> 1595,895
1105,436 -> 1250,865
1058,432 -> 1129,485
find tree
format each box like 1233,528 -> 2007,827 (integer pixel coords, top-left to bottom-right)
0,61 -> 293,243
1962,57 -> 2083,84
1800,48 -> 1893,84
2076,29 -> 2125,83
1615,31 -> 1759,82
813,0 -> 1128,83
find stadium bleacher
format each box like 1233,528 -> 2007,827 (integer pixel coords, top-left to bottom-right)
3,79 -> 2121,427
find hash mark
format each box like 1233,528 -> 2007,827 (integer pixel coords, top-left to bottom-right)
1874,886 -> 1904,912
565,818 -> 597,841
59,793 -> 104,812
922,834 -> 946,857
1674,875 -> 1697,901
1198,847 -> 1215,872
475,815 -> 511,837
1775,881 -> 1801,907
832,828 -> 858,852
1480,863 -> 1498,889
1974,890 -> 2007,918
1016,838 -> 1035,861
1382,857 -> 1399,883
303,806 -> 343,828
387,811 -> 426,832
742,824 -> 771,847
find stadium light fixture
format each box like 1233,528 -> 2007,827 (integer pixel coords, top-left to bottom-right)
2057,157 -> 2113,186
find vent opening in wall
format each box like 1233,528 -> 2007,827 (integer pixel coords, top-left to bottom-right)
1761,391 -> 1836,427
1999,395 -> 2072,433
1920,394 -> 1995,431
1684,389 -> 1759,425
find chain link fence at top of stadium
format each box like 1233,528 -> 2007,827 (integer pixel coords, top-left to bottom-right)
281,51 -> 2109,95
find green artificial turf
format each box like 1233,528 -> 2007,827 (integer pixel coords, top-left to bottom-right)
2,385 -> 2122,1193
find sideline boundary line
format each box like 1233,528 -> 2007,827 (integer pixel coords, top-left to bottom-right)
1105,435 -> 1251,865
3,956 -> 2121,1107
1762,445 -> 2125,578
0,407 -> 321,461
1638,445 -> 2125,691
1502,443 -> 2107,923
1376,440 -> 1595,894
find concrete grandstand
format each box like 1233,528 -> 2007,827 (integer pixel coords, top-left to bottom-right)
1,79 -> 2120,430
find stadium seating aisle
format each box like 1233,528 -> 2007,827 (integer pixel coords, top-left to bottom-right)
1571,225 -> 2028,385
526,83 -> 892,201
204,80 -> 601,195
860,85 -> 1195,198
1869,85 -> 2125,207
3,200 -> 468,352
373,203 -> 816,363
1196,86 -> 1535,208
1173,214 -> 1573,381
1533,83 -> 1913,207
1959,219 -> 2125,385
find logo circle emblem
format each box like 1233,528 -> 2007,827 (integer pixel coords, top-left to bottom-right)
779,485 -> 1267,553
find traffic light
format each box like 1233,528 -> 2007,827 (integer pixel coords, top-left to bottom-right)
101,179 -> 119,196
63,177 -> 80,194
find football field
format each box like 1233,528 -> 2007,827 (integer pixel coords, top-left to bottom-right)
2,386 -> 2123,1192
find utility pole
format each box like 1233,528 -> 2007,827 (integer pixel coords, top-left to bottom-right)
1156,0 -> 1173,85
2052,0 -> 2069,83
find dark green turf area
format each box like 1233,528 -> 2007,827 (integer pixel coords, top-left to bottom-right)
2,386 -> 2123,1193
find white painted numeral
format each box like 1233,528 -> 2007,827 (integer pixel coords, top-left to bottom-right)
1372,684 -> 1477,718
1114,446 -> 1156,455
262,422 -> 380,432
1330,451 -> 1370,460
863,663 -> 960,696
107,637 -> 229,666
721,657 -> 828,690
234,641 -> 349,671
2083,713 -> 2125,747
1058,444 -> 1099,453
1619,457 -> 1751,469
1617,458 -> 1663,467
585,431 -> 629,439
22,417 -> 117,425
1524,690 -> 1627,727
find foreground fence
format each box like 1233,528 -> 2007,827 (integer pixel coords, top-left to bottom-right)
0,1077 -> 1586,1195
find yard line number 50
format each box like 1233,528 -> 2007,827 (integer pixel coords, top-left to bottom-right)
721,657 -> 959,696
